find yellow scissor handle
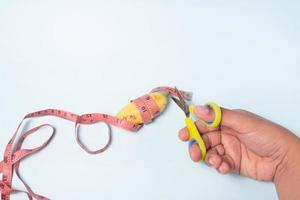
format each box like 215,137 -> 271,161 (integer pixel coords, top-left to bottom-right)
185,117 -> 207,160
187,102 -> 222,161
189,102 -> 222,128
205,102 -> 222,128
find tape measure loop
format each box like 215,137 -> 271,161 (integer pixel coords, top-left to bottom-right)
75,122 -> 112,155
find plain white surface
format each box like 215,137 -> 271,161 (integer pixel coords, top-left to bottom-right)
0,0 -> 300,199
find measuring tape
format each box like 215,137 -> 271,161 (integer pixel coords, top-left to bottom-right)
0,86 -> 192,200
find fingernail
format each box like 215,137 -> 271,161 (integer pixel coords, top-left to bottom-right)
219,165 -> 226,173
208,157 -> 214,166
195,105 -> 209,115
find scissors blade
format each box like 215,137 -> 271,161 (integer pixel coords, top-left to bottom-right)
171,96 -> 184,109
173,87 -> 190,117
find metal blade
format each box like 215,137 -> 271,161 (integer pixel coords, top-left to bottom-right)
172,87 -> 190,117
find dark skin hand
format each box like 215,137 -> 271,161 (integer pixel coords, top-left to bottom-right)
178,105 -> 300,200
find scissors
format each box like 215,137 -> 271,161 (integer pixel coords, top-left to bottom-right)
172,87 -> 222,161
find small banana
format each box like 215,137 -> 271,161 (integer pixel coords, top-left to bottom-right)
117,92 -> 169,124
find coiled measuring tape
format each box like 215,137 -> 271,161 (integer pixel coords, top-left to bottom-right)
0,86 -> 192,200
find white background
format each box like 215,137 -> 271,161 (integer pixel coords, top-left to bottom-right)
0,0 -> 299,199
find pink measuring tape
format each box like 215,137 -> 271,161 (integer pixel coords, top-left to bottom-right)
0,86 -> 192,200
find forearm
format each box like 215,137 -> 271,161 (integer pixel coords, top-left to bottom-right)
274,135 -> 300,200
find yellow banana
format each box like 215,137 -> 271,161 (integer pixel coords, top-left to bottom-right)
116,92 -> 169,124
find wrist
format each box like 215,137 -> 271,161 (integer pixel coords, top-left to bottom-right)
274,135 -> 300,200
274,135 -> 300,181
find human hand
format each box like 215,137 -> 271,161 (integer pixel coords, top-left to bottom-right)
178,106 -> 300,182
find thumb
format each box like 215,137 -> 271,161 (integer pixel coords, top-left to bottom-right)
221,108 -> 267,133
193,105 -> 215,122
194,105 -> 257,132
